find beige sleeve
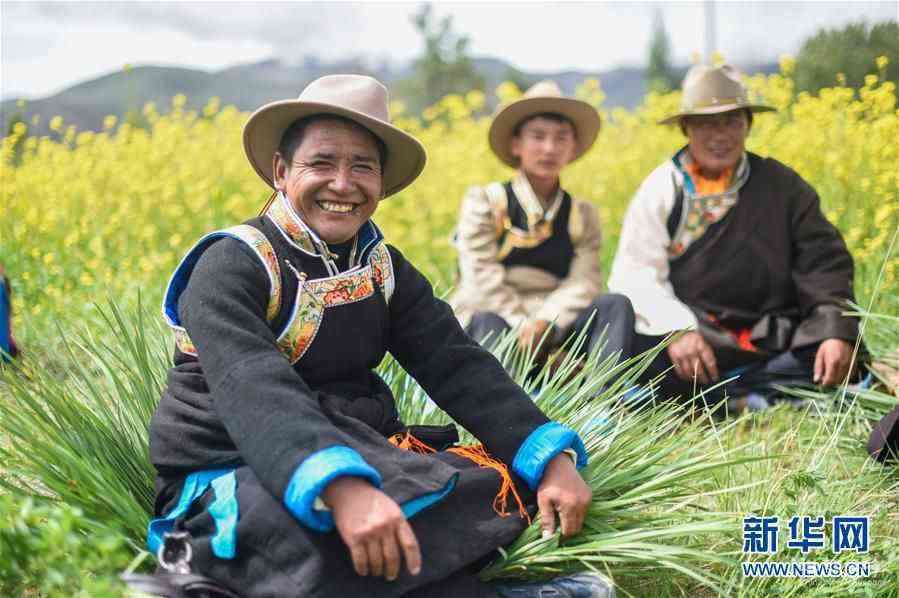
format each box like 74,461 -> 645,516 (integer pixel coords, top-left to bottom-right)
455,186 -> 529,327
607,167 -> 698,335
534,200 -> 604,330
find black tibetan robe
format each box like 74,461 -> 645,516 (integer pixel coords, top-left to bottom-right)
148,194 -> 584,598
668,153 -> 859,362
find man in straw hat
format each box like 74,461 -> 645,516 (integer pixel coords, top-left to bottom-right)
452,80 -> 634,368
143,75 -> 614,598
608,64 -> 861,410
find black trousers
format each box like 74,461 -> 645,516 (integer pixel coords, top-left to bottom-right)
631,332 -> 819,407
466,293 -> 635,366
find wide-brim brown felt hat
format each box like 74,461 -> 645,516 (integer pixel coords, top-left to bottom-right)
243,74 -> 426,197
658,64 -> 776,125
488,80 -> 601,168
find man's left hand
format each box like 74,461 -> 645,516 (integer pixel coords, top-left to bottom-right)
535,453 -> 592,538
814,338 -> 853,387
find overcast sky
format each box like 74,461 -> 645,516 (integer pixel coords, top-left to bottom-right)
1,1 -> 896,99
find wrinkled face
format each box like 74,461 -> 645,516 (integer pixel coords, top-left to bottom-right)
510,116 -> 577,181
683,110 -> 749,176
273,118 -> 383,244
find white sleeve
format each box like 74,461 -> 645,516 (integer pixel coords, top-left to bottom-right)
607,164 -> 698,335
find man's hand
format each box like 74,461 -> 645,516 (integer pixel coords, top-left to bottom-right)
536,453 -> 592,538
322,477 -> 421,581
814,338 -> 853,387
667,331 -> 719,385
518,319 -> 555,362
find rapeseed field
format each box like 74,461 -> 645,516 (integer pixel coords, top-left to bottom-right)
1,61 -> 897,596
1,59 -> 896,340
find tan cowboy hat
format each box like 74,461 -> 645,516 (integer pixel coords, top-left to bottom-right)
243,74 -> 426,197
488,80 -> 601,167
659,64 -> 776,125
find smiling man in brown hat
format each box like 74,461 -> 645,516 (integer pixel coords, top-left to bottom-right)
452,80 -> 633,368
143,75 -> 614,598
608,64 -> 861,410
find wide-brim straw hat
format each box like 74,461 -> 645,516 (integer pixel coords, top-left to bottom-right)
488,80 -> 601,168
658,64 -> 776,125
243,74 -> 426,197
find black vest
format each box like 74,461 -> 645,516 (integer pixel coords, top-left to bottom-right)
498,182 -> 575,279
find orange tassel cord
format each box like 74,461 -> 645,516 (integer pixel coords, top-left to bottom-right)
388,431 -> 438,454
447,444 -> 531,524
389,433 -> 531,523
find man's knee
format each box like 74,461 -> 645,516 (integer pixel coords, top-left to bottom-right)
591,293 -> 635,326
466,311 -> 511,345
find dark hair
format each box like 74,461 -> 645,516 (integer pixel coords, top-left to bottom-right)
679,109 -> 753,135
512,112 -> 578,138
277,114 -> 388,170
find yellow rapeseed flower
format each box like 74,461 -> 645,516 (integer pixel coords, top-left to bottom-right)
2,70 -> 897,331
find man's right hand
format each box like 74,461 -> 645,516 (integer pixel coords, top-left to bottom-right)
321,477 -> 422,581
667,331 -> 719,385
518,319 -> 555,363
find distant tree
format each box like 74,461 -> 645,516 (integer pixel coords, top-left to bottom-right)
646,9 -> 678,93
502,66 -> 533,94
395,3 -> 485,114
794,21 -> 898,93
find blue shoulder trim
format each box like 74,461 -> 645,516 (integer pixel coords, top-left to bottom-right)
357,219 -> 386,264
284,446 -> 382,532
163,232 -> 233,326
162,226 -> 280,328
512,422 -> 588,491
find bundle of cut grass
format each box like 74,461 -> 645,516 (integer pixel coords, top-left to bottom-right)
1,302 -> 770,593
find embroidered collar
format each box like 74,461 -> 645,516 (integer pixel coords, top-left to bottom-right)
511,172 -> 564,229
265,192 -> 384,269
667,147 -> 751,259
672,147 -> 750,199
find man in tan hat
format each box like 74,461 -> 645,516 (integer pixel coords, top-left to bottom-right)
143,75 -> 614,598
452,80 -> 634,368
608,64 -> 860,410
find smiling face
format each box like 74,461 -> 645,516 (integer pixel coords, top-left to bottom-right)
683,110 -> 750,178
273,118 -> 383,244
510,115 -> 577,183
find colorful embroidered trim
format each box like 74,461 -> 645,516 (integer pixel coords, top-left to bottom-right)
669,148 -> 750,258
169,193 -> 394,364
276,251 -> 391,363
266,192 -> 318,254
488,174 -> 568,261
684,162 -> 733,196
369,243 -> 395,303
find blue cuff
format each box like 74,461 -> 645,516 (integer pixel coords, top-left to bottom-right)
512,422 -> 588,491
284,446 -> 382,532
